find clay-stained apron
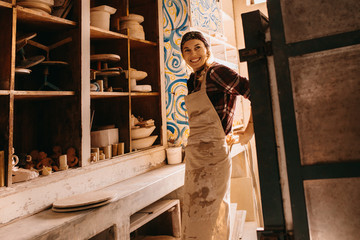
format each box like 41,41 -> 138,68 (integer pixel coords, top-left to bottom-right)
182,71 -> 231,240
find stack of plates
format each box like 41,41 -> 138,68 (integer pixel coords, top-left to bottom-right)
18,0 -> 54,15
119,14 -> 145,40
52,191 -> 116,213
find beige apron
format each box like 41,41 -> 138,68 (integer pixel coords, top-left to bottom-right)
182,73 -> 231,240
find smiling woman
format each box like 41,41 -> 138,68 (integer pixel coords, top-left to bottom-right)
180,31 -> 250,240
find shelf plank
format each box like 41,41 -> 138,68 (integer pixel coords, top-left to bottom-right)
90,92 -> 130,99
90,26 -> 128,40
13,90 -> 75,99
90,27 -> 157,48
0,1 -> 12,8
130,92 -> 159,97
16,6 -> 76,29
0,90 -> 10,96
90,92 -> 159,99
129,38 -> 157,48
129,37 -> 157,47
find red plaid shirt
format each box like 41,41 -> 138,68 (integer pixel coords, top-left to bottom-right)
187,62 -> 250,135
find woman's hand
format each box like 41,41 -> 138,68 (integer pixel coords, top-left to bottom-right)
233,112 -> 254,145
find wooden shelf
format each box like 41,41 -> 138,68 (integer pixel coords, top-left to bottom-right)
16,6 -> 76,30
90,91 -> 129,99
90,92 -> 159,99
90,26 -> 128,40
130,92 -> 159,97
129,38 -> 157,48
0,90 -> 10,95
0,1 -> 12,8
90,26 -> 157,48
1,0 -> 165,190
13,90 -> 75,100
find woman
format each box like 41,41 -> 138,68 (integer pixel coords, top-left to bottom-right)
180,31 -> 250,240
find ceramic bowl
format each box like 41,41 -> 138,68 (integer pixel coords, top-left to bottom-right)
131,126 -> 156,139
132,135 -> 157,150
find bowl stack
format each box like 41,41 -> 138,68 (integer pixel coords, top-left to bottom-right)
18,0 -> 54,15
131,115 -> 157,150
119,14 -> 145,40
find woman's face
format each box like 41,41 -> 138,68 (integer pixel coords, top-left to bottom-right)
182,39 -> 209,71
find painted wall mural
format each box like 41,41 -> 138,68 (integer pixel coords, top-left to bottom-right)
163,0 -> 190,147
190,0 -> 223,34
163,0 -> 223,147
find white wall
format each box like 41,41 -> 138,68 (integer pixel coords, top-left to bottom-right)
221,0 -> 237,47
232,0 -> 268,77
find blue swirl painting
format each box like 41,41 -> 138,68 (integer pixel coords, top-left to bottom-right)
190,0 -> 223,33
162,0 -> 223,146
163,0 -> 190,147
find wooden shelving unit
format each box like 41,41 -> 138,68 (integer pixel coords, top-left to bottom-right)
0,0 -> 166,186
13,90 -> 75,99
16,6 -> 76,28
0,0 -> 11,8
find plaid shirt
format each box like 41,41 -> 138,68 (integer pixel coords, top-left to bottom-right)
187,62 -> 250,135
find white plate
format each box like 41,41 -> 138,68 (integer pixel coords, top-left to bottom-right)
119,14 -> 144,24
52,199 -> 112,212
53,191 -> 116,209
132,135 -> 157,150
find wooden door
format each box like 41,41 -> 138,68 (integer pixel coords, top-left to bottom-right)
241,1 -> 360,239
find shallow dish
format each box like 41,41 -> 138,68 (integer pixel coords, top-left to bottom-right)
132,135 -> 158,150
131,126 -> 156,139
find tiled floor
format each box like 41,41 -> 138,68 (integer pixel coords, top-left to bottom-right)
241,221 -> 258,240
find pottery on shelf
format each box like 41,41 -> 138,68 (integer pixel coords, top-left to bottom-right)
119,13 -> 145,40
132,135 -> 158,150
90,54 -> 120,62
17,0 -> 54,14
124,69 -> 151,92
131,84 -> 152,92
90,5 -> 117,31
131,126 -> 156,140
119,14 -> 144,23
123,68 -> 147,80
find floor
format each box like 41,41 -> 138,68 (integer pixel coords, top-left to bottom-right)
241,221 -> 258,240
